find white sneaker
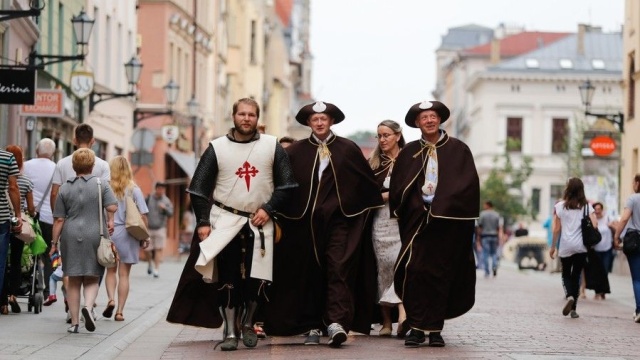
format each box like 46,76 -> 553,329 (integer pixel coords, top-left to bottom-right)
562,297 -> 574,316
304,329 -> 321,345
634,312 -> 640,323
327,323 -> 347,347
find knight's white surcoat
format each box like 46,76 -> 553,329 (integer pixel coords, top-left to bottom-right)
195,134 -> 277,283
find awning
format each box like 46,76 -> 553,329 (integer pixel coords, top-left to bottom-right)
167,150 -> 197,179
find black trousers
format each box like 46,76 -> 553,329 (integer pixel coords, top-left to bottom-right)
217,223 -> 264,308
561,252 -> 587,310
1,235 -> 25,305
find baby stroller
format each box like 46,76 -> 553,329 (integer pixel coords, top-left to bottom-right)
18,243 -> 45,314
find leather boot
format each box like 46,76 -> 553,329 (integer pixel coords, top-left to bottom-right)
216,306 -> 239,351
240,301 -> 258,347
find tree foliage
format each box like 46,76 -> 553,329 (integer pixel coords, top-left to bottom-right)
480,138 -> 534,227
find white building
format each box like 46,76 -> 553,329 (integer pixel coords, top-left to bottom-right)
438,24 -> 623,231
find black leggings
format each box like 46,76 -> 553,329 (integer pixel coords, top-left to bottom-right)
1,235 -> 25,306
217,223 -> 265,308
561,252 -> 587,310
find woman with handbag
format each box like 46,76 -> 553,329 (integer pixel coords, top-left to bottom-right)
102,156 -> 150,322
50,149 -> 117,333
613,174 -> 640,323
549,177 -> 598,319
1,145 -> 36,315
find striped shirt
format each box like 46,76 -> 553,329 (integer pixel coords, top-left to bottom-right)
0,150 -> 20,222
16,174 -> 34,213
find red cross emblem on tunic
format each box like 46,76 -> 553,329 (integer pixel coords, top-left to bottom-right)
236,161 -> 259,191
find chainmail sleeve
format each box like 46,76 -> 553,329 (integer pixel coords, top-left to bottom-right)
261,143 -> 298,215
187,144 -> 218,226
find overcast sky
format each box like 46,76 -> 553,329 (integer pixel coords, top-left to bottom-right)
309,0 -> 625,140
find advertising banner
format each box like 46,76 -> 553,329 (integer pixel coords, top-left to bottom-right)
19,89 -> 65,117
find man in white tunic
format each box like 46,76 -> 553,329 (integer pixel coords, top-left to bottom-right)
166,98 -> 297,351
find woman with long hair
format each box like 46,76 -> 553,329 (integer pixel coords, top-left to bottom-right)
368,119 -> 407,337
1,145 -> 36,314
613,174 -> 640,322
102,156 -> 150,322
549,177 -> 598,319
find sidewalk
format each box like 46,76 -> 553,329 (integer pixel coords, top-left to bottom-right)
0,257 -> 185,360
3,259 -> 640,359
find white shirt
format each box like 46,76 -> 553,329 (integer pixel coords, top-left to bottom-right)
52,154 -> 110,186
593,214 -> 613,252
555,201 -> 593,257
23,158 -> 56,224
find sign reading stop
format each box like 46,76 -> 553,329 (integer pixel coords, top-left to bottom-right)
590,135 -> 616,157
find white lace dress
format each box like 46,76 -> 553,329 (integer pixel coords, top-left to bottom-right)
372,199 -> 402,305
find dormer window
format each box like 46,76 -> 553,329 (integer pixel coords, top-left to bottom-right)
592,59 -> 605,69
525,59 -> 539,68
559,59 -> 573,69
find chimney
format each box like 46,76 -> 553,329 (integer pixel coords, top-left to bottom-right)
490,38 -> 500,64
577,23 -> 587,56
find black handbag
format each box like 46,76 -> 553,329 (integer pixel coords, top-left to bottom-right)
581,206 -> 602,248
623,228 -> 640,256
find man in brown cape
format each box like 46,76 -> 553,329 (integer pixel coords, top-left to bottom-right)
263,101 -> 383,347
390,100 -> 479,348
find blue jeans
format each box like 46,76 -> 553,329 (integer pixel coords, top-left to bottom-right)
0,221 -> 10,297
481,236 -> 499,276
627,251 -> 640,314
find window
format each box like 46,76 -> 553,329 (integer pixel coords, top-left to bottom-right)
592,59 -> 605,69
552,118 -> 568,153
57,3 -> 64,78
525,59 -> 539,68
559,59 -> 573,69
550,184 -> 564,213
531,188 -> 541,220
506,117 -> 522,152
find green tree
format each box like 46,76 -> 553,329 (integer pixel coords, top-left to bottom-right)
480,138 -> 534,227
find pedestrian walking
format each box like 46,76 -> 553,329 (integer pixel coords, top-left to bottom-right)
613,174 -> 640,323
23,138 -> 57,301
144,182 -> 173,278
585,202 -> 614,300
389,100 -> 479,348
50,149 -> 117,333
368,119 -> 406,337
476,201 -> 503,278
0,148 -> 23,310
102,156 -> 150,322
549,177 -> 597,319
1,146 -> 35,314
263,101 -> 383,347
166,98 -> 297,351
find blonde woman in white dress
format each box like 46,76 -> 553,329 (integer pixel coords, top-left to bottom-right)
368,120 -> 406,337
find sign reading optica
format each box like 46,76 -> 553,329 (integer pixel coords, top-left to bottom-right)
19,89 -> 65,117
590,135 -> 616,157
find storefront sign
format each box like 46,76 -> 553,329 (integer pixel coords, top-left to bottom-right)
0,68 -> 36,105
590,135 -> 616,157
162,125 -> 180,144
19,89 -> 65,117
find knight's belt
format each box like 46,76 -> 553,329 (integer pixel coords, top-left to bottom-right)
213,200 -> 266,257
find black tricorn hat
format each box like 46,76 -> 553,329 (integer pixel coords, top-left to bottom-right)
404,100 -> 450,128
295,101 -> 345,126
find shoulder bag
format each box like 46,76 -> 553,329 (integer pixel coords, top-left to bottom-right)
96,178 -> 119,268
623,228 -> 640,256
125,188 -> 150,241
581,205 -> 602,248
5,189 -> 36,244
